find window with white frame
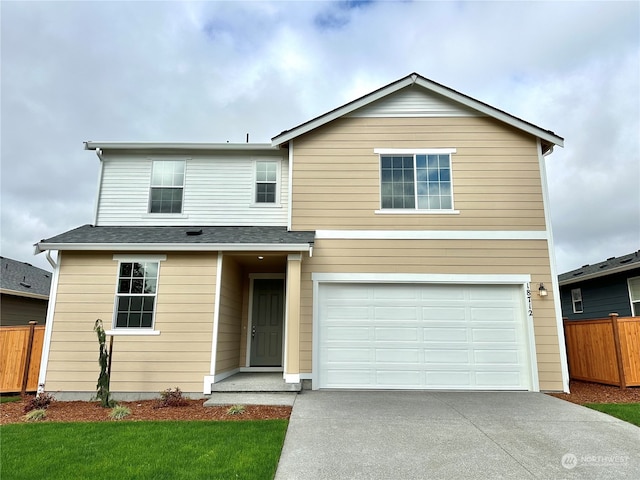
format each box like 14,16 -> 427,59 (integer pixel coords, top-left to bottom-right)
255,161 -> 278,204
377,149 -> 455,210
628,277 -> 640,316
114,261 -> 159,328
149,160 -> 185,213
571,288 -> 583,314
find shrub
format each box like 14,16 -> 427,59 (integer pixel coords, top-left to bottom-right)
227,404 -> 246,415
24,408 -> 47,422
155,387 -> 188,408
109,405 -> 131,420
23,392 -> 55,413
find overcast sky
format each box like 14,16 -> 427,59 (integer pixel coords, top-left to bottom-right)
1,1 -> 638,275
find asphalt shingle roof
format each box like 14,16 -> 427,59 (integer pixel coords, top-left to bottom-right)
559,250 -> 640,284
38,225 -> 315,246
0,256 -> 52,297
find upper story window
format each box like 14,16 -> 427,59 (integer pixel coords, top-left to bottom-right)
114,261 -> 159,329
375,149 -> 456,211
255,160 -> 278,204
571,288 -> 583,314
628,277 -> 640,316
149,160 -> 185,213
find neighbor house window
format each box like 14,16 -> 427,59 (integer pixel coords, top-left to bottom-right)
376,149 -> 455,210
628,277 -> 640,316
149,160 -> 185,213
255,161 -> 278,203
114,261 -> 159,328
571,288 -> 583,314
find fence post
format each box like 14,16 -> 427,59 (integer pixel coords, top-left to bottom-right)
21,321 -> 38,396
609,313 -> 626,389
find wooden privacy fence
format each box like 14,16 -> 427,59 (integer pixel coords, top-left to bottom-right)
0,322 -> 45,394
564,314 -> 640,388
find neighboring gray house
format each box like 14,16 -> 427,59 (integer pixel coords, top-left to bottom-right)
0,256 -> 52,326
559,250 -> 640,320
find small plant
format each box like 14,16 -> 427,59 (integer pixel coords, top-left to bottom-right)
23,392 -> 55,413
227,404 -> 246,415
109,405 -> 131,420
24,408 -> 47,422
94,319 -> 113,408
154,387 -> 188,408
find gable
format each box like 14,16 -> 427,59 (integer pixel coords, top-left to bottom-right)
347,85 -> 481,118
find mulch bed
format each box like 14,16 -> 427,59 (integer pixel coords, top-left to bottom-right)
2,381 -> 638,425
0,398 -> 291,425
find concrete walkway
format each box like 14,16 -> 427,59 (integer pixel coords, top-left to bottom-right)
275,391 -> 640,480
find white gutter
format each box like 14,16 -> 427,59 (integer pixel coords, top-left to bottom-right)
84,141 -> 276,151
0,289 -> 49,301
36,243 -> 313,253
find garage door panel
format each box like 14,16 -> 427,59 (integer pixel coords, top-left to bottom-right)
318,283 -> 532,390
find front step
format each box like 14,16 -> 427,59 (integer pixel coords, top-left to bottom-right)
211,372 -> 301,393
204,392 -> 297,407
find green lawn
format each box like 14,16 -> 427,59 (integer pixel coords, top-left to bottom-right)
0,396 -> 21,404
585,403 -> 640,427
1,420 -> 288,480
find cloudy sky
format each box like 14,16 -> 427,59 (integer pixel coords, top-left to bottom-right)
1,0 -> 638,275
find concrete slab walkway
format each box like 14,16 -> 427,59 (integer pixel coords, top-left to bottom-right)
275,391 -> 640,480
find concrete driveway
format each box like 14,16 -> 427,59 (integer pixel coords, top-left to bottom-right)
275,391 -> 640,479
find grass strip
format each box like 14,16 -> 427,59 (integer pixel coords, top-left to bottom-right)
584,402 -> 640,427
1,419 -> 288,480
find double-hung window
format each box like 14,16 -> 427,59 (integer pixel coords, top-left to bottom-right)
254,161 -> 278,204
114,261 -> 159,329
149,160 -> 185,213
376,149 -> 456,211
571,288 -> 583,314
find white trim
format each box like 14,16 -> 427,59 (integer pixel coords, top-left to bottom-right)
375,210 -> 460,215
538,139 -> 570,392
40,243 -> 312,252
312,273 -> 536,391
284,373 -> 300,384
37,254 -> 61,393
203,375 -> 215,394
240,367 -> 284,372
287,140 -> 293,231
628,276 -> 640,316
141,213 -> 190,219
210,252 -> 223,376
524,282 -> 540,392
571,288 -> 584,314
112,254 -> 167,262
85,141 -> 276,151
374,148 -> 457,155
299,373 -> 312,380
105,329 -> 160,336
287,253 -> 302,261
312,272 -> 531,284
315,230 -> 548,240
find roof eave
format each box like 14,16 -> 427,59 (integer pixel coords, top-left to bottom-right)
0,288 -> 49,301
35,242 -> 313,253
559,263 -> 640,286
84,142 -> 277,152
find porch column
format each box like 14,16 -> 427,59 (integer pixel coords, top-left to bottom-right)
284,253 -> 302,383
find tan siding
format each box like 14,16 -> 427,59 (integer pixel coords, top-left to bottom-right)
46,251 -> 217,394
298,238 -> 565,391
215,256 -> 243,374
291,116 -> 547,231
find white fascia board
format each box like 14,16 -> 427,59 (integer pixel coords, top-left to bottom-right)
36,243 -> 312,252
0,288 -> 49,301
312,272 -> 532,284
374,148 -> 457,155
84,141 -> 276,151
271,77 -> 414,146
559,263 -> 640,286
315,230 -> 548,240
413,77 -> 564,148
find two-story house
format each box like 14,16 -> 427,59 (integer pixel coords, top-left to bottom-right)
35,73 -> 568,398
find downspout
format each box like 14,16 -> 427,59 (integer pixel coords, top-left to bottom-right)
92,148 -> 105,225
37,248 -> 60,394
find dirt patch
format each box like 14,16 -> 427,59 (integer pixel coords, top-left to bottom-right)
548,380 -> 640,405
0,397 -> 291,425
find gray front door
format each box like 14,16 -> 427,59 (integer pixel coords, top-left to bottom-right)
250,279 -> 285,366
